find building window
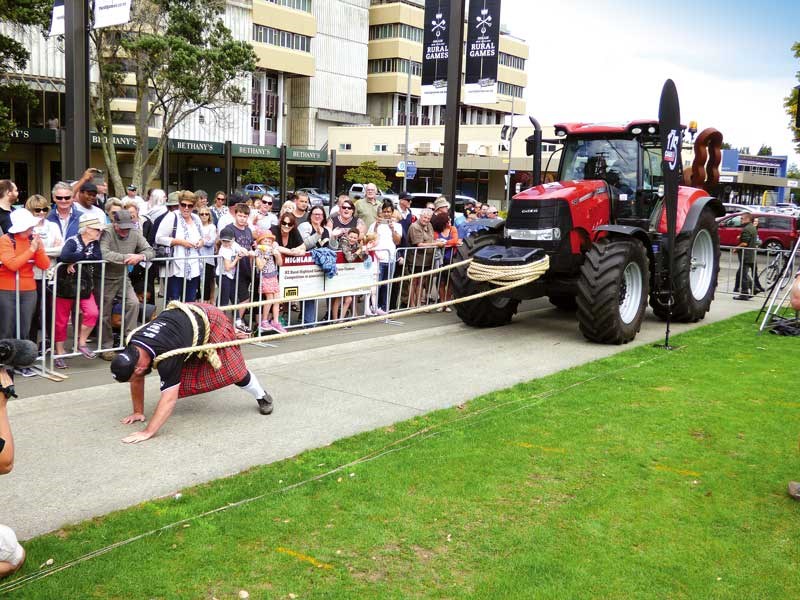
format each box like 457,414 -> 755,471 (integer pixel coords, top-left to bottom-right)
368,23 -> 423,43
498,82 -> 524,98
367,58 -> 422,76
265,0 -> 311,12
339,143 -> 352,150
373,144 -> 388,152
253,24 -> 311,52
499,52 -> 526,70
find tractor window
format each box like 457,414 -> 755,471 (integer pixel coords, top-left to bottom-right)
642,147 -> 663,190
561,138 -> 639,195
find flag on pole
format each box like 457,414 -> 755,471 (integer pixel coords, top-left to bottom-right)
464,0 -> 501,105
94,0 -> 133,29
49,0 -> 65,36
421,0 -> 450,107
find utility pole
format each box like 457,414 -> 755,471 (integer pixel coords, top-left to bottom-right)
64,0 -> 91,179
403,60 -> 411,192
505,95 -> 515,211
441,0 -> 466,215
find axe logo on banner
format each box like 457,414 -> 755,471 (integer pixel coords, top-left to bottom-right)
664,129 -> 681,171
464,0 -> 502,105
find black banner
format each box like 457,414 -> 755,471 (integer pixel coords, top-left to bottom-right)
465,0 -> 501,104
658,79 -> 682,340
421,0 -> 450,106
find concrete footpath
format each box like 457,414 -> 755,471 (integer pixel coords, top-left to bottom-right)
1,295 -> 758,539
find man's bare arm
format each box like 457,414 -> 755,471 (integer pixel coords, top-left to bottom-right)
0,370 -> 15,474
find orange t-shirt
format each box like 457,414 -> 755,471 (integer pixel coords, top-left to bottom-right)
0,233 -> 51,291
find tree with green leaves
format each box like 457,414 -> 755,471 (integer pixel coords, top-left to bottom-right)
784,41 -> 800,154
0,0 -> 52,152
91,0 -> 256,196
240,159 -> 293,190
343,160 -> 390,191
757,144 -> 773,156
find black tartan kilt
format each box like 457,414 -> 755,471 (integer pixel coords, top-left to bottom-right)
178,303 -> 249,398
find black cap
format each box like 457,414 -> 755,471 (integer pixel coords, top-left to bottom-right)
398,191 -> 412,200
127,184 -> 137,191
80,182 -> 98,193
110,345 -> 140,382
219,225 -> 236,242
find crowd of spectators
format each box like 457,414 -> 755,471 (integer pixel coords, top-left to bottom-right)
0,174 -> 497,377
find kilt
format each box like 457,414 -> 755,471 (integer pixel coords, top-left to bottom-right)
178,303 -> 249,398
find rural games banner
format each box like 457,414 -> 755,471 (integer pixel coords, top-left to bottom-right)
421,0 -> 450,106
464,0 -> 501,105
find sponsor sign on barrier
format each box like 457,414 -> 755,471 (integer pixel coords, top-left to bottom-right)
279,252 -> 378,299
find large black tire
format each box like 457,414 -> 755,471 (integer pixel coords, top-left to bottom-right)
450,234 -> 520,327
577,239 -> 649,344
548,294 -> 578,311
650,207 -> 720,322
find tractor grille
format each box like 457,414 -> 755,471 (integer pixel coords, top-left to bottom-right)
505,199 -> 572,252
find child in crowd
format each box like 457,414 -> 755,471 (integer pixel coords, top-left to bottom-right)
217,230 -> 247,307
332,228 -> 364,321
255,231 -> 286,333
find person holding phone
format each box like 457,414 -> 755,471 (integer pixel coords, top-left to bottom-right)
0,368 -> 25,578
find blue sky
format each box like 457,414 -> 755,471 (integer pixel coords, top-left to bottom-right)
502,0 -> 800,166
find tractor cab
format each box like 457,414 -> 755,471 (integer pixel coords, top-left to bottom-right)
552,122 -> 668,229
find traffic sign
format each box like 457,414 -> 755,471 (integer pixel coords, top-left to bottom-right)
406,160 -> 417,180
397,160 -> 406,172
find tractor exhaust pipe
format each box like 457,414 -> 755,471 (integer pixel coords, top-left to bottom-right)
526,117 -> 542,186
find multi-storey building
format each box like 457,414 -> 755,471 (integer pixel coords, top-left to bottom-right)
1,0 -> 531,201
366,0 -> 527,127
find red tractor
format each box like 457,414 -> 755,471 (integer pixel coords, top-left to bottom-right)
451,120 -> 724,344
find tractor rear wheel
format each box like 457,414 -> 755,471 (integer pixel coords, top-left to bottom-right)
577,239 -> 649,344
650,207 -> 720,322
450,234 -> 520,327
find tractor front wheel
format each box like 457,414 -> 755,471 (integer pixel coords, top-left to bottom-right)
450,234 -> 520,327
577,239 -> 649,344
650,207 -> 720,322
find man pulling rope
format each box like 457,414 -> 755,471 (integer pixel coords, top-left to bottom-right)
110,302 -> 274,444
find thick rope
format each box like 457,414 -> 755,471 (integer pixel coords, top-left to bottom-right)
151,255 -> 551,363
467,256 -> 550,286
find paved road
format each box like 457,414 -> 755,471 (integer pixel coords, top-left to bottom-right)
1,295 -> 757,539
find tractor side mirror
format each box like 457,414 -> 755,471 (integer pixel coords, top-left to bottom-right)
525,135 -> 536,157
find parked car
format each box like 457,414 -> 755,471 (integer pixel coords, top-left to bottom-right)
296,187 -> 330,208
242,184 -> 279,200
717,211 -> 799,250
407,192 -> 477,219
722,202 -> 756,215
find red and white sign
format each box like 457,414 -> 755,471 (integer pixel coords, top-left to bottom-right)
279,252 -> 378,299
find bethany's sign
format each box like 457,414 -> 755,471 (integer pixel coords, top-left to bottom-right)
287,148 -> 328,162
169,139 -> 223,155
91,132 -> 137,148
232,144 -> 280,159
9,128 -> 58,144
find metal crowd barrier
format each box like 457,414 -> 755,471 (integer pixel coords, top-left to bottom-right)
718,245 -> 799,297
0,244 -> 463,377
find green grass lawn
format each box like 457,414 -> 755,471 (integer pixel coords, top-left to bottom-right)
4,313 -> 800,599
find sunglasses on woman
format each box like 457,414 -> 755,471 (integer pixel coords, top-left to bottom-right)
32,207 -> 48,213
281,221 -> 292,227
179,202 -> 194,208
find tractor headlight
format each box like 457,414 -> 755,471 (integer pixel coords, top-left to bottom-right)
505,227 -> 562,241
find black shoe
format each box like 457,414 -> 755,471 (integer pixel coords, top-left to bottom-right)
755,288 -> 765,294
257,393 -> 274,415
733,295 -> 751,301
